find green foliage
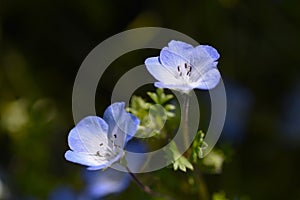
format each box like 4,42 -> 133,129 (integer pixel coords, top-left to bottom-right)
147,88 -> 176,118
189,130 -> 226,174
201,149 -> 225,174
128,88 -> 196,172
128,89 -> 228,175
127,88 -> 175,138
127,96 -> 151,120
147,88 -> 173,104
167,141 -> 194,172
190,130 -> 208,162
0,98 -> 67,198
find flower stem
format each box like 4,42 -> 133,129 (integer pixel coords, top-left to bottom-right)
127,168 -> 152,194
195,167 -> 209,200
126,167 -> 173,200
183,93 -> 190,149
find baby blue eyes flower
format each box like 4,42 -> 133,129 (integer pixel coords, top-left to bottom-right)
81,141 -> 147,199
82,168 -> 131,199
64,102 -> 140,170
145,40 -> 221,92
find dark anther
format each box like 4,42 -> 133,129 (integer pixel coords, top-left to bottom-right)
99,143 -> 103,146
179,72 -> 183,76
114,134 -> 117,138
177,66 -> 180,72
186,66 -> 192,76
184,63 -> 188,69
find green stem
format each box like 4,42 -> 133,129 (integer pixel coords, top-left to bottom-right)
126,167 -> 174,200
195,167 -> 209,200
183,93 -> 190,149
128,171 -> 152,194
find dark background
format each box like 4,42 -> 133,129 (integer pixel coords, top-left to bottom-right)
0,0 -> 300,199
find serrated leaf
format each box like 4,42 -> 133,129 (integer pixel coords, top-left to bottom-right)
167,141 -> 194,172
163,94 -> 174,103
164,104 -> 176,111
175,156 -> 194,172
190,130 -> 209,162
147,92 -> 159,104
147,88 -> 174,105
166,111 -> 175,118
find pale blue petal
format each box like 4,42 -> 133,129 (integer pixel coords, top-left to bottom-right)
189,61 -> 218,83
82,168 -> 130,199
166,40 -> 193,58
153,82 -> 168,89
85,166 -> 105,171
194,68 -> 221,90
189,45 -> 217,70
86,154 -> 122,170
103,102 -> 139,147
68,116 -> 109,153
159,48 -> 188,69
124,141 -> 148,172
202,45 -> 220,60
64,150 -> 109,168
154,82 -> 193,91
145,57 -> 182,85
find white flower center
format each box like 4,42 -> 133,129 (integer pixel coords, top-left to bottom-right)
177,63 -> 192,82
95,134 -> 123,159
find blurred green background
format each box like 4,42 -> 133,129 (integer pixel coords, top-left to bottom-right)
1,0 -> 300,199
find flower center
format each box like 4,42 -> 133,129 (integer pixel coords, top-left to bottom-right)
95,134 -> 122,159
177,63 -> 192,80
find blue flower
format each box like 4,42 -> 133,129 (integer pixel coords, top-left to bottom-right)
64,102 -> 140,170
48,186 -> 77,200
80,141 -> 147,199
81,168 -> 131,199
145,40 -> 220,92
221,81 -> 253,145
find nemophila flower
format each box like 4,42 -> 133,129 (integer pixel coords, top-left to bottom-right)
48,186 -> 77,200
81,168 -> 131,199
222,82 -> 253,145
64,102 -> 140,170
145,40 -> 221,92
80,141 -> 147,199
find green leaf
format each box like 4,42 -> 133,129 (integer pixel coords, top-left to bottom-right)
167,141 -> 194,172
147,92 -> 158,104
164,104 -> 176,111
147,88 -> 174,104
176,156 -> 194,172
128,89 -> 176,138
127,96 -> 150,119
190,130 -> 208,163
